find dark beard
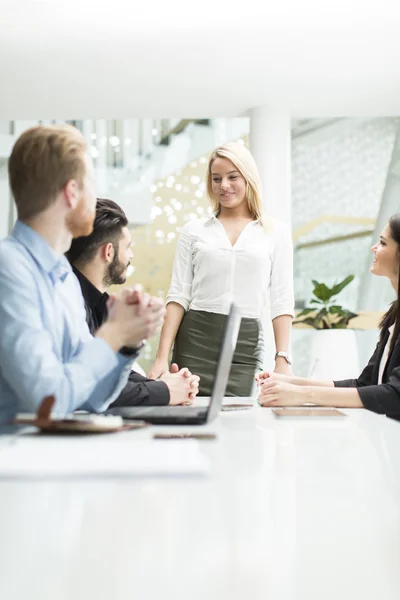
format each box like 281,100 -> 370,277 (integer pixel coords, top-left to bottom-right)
103,251 -> 129,287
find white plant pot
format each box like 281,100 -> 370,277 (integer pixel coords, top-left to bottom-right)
308,329 -> 360,381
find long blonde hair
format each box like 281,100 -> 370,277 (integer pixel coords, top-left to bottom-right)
206,141 -> 265,223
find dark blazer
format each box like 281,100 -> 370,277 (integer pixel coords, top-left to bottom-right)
73,266 -> 170,407
334,327 -> 400,415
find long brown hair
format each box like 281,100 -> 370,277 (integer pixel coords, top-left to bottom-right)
379,213 -> 400,349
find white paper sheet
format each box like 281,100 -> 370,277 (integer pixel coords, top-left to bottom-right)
0,438 -> 209,478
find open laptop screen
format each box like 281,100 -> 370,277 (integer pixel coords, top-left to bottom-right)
206,304 -> 242,422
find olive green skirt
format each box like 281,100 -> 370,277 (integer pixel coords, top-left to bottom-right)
172,309 -> 264,397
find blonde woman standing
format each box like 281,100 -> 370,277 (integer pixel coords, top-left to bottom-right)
149,142 -> 294,396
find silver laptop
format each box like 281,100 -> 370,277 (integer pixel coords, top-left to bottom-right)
106,304 -> 241,425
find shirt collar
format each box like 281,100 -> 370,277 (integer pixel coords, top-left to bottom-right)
205,213 -> 218,224
205,214 -> 260,225
72,265 -> 109,309
12,220 -> 71,284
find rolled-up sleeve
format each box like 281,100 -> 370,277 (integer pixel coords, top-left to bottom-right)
166,227 -> 193,312
269,222 -> 295,320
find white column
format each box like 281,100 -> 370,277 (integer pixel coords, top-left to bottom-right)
141,118 -> 154,156
81,120 -> 94,143
250,107 -> 292,372
122,119 -> 140,170
94,120 -> 108,196
249,106 -> 292,226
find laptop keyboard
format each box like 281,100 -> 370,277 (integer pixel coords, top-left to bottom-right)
110,406 -> 206,419
221,405 -> 253,411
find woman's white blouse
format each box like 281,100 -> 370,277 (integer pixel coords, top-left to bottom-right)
166,215 -> 294,320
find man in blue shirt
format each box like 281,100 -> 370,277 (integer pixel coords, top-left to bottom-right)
0,124 -> 166,424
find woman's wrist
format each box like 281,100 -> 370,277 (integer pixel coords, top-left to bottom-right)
274,352 -> 291,366
289,375 -> 310,386
304,386 -> 313,404
155,350 -> 169,362
274,355 -> 292,374
275,355 -> 289,364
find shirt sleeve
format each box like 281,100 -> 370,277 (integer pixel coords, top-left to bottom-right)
166,226 -> 193,312
109,371 -> 170,407
269,221 -> 295,320
355,366 -> 400,415
333,338 -> 400,415
0,261 -> 132,417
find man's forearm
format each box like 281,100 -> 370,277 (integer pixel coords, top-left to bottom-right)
110,374 -> 170,407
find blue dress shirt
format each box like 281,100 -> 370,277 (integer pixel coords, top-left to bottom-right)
0,221 -> 133,424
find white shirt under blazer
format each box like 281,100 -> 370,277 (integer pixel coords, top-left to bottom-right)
378,324 -> 395,384
166,215 -> 295,321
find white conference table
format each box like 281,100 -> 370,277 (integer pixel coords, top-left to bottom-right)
1,399 -> 400,600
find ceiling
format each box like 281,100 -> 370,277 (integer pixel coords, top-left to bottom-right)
1,1 -> 400,119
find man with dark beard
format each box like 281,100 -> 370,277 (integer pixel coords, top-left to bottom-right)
0,125 -> 167,424
67,199 -> 200,407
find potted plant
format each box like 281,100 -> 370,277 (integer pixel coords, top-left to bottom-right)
294,275 -> 358,329
294,275 -> 360,380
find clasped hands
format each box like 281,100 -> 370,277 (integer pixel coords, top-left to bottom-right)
106,285 -> 165,347
255,371 -> 307,407
107,286 -> 199,405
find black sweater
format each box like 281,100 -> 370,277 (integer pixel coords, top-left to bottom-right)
73,266 -> 170,407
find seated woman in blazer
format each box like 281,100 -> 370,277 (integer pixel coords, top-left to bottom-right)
257,213 -> 400,416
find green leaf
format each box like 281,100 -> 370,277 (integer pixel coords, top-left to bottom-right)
301,317 -> 321,330
329,305 -> 346,316
330,275 -> 355,297
312,283 -> 332,302
331,311 -> 358,328
310,299 -> 323,305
